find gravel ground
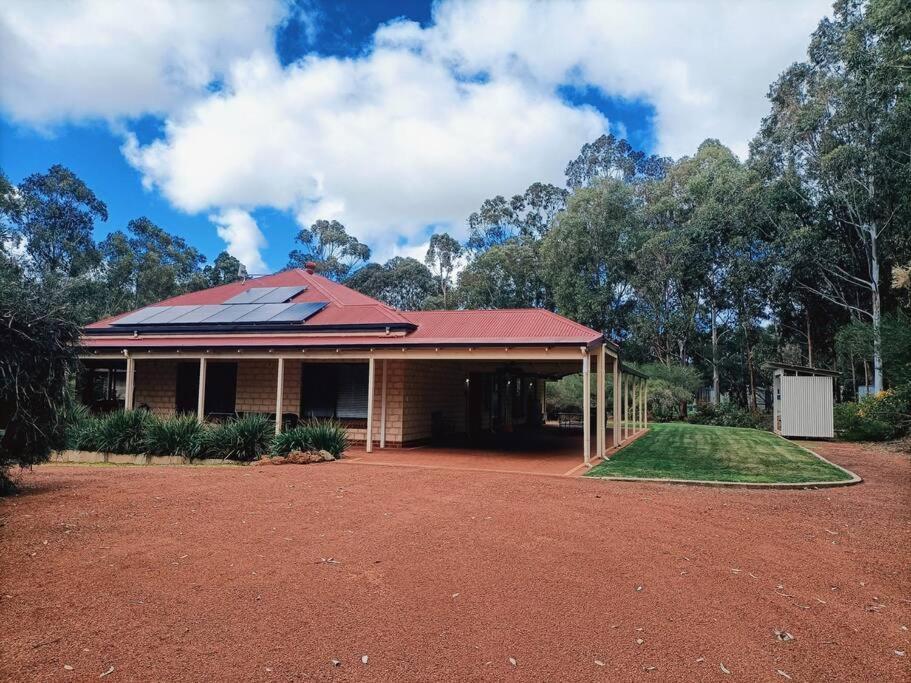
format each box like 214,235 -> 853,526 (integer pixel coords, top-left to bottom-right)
1,441 -> 908,682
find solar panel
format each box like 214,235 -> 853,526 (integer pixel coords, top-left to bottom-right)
223,287 -> 277,305
200,304 -> 262,323
138,305 -> 201,324
236,303 -> 294,322
168,304 -> 230,324
266,301 -> 328,322
259,286 -> 307,303
112,306 -> 172,326
109,299 -> 328,327
223,285 -> 307,305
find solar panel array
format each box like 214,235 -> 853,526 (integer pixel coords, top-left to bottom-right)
223,286 -> 307,305
111,298 -> 328,327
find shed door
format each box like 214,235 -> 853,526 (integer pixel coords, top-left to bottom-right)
780,376 -> 834,438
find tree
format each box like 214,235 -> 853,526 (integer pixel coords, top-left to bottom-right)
458,238 -> 551,309
0,258 -> 80,493
751,0 -> 911,392
287,219 -> 370,281
345,256 -> 435,310
466,182 -> 568,252
541,178 -> 640,337
201,251 -> 248,288
99,217 -> 207,314
425,232 -> 463,309
10,165 -> 107,278
565,133 -> 670,189
0,170 -> 21,249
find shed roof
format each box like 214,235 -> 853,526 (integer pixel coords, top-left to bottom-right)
762,362 -> 841,377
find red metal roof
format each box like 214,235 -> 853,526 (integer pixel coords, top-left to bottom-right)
82,269 -> 603,349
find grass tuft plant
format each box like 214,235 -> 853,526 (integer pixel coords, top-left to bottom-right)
270,419 -> 348,459
197,414 -> 273,461
144,413 -> 205,458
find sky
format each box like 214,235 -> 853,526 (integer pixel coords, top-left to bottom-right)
0,0 -> 832,274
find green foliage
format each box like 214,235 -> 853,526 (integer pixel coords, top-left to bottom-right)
90,410 -> 152,454
836,313 -> 911,388
144,414 -> 205,458
458,238 -> 550,309
273,419 -> 348,458
541,178 -> 640,336
10,164 -> 107,278
425,232 -> 463,308
345,256 -> 434,310
646,379 -> 691,422
0,260 -> 81,490
545,375 -> 585,415
687,403 -> 769,430
835,385 -> 911,442
196,414 -> 274,461
287,219 -> 370,281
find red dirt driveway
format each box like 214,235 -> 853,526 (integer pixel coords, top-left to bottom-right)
1,442 -> 908,682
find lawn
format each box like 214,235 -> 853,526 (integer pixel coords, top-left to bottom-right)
587,422 -> 853,483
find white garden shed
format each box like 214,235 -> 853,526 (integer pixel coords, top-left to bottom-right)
765,362 -> 839,439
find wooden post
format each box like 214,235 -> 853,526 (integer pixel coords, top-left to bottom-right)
613,358 -> 620,447
274,357 -> 285,435
366,357 -> 375,453
596,347 -> 605,459
582,353 -> 591,465
124,356 -> 135,411
643,380 -> 648,430
380,359 -> 387,449
625,374 -> 631,440
196,357 -> 207,424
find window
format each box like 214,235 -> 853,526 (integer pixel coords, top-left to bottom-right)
175,362 -> 237,416
301,363 -> 369,422
79,361 -> 126,412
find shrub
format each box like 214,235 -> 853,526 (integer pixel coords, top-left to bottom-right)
646,378 -> 692,422
144,413 -> 204,458
197,414 -> 273,461
835,385 -> 911,441
271,419 -> 348,459
301,419 -> 348,458
688,403 -> 769,430
92,409 -> 152,454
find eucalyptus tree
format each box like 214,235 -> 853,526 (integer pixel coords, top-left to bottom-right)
565,133 -> 670,189
425,232 -> 463,309
541,178 -> 641,337
345,256 -> 434,310
287,219 -> 371,281
751,0 -> 911,392
10,164 -> 107,278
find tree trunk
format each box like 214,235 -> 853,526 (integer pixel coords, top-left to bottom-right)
743,321 -> 757,411
711,302 -> 720,405
870,227 -> 883,392
805,308 -> 813,366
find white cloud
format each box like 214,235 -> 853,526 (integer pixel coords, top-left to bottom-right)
3,0 -> 831,271
382,0 -> 831,159
125,48 -> 606,257
209,208 -> 268,273
0,0 -> 285,125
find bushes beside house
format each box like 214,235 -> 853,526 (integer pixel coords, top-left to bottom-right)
835,386 -> 911,442
63,410 -> 349,461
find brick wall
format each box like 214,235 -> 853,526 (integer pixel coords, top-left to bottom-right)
401,360 -> 467,444
133,359 -> 177,415
129,356 -> 469,448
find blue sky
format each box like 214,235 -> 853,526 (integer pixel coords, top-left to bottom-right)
0,0 -> 829,273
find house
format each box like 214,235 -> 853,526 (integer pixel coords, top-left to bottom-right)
79,266 -> 648,464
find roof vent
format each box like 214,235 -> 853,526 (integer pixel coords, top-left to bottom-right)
305,261 -> 317,274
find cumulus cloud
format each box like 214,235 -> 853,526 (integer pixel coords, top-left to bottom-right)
3,0 -> 831,270
125,49 -> 606,256
209,208 -> 268,273
0,0 -> 285,125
